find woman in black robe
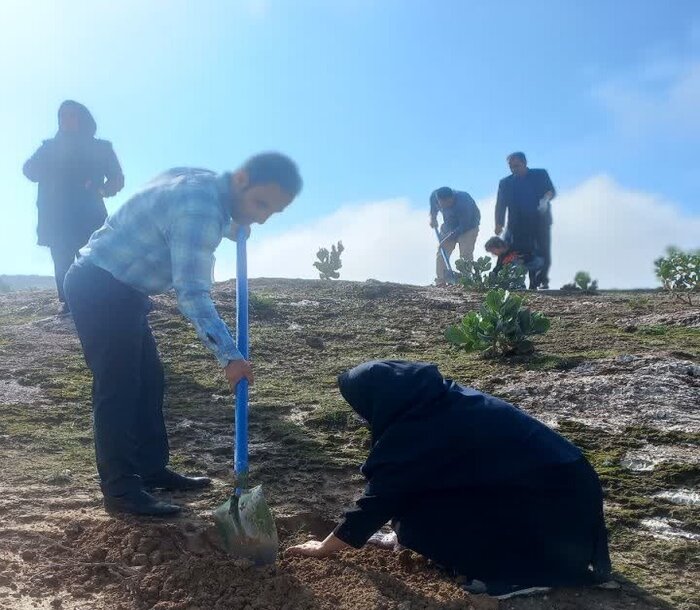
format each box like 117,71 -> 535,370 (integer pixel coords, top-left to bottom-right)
23,100 -> 124,312
287,360 -> 611,597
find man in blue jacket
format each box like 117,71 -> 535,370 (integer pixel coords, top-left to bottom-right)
495,153 -> 555,288
429,186 -> 480,286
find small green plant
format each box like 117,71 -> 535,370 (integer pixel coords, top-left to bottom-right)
627,295 -> 652,312
249,292 -> 276,317
314,241 -> 344,280
454,256 -> 492,291
455,255 -> 527,292
445,288 -> 551,357
492,262 -> 529,291
638,325 -> 668,336
561,271 -> 598,293
654,247 -> 699,306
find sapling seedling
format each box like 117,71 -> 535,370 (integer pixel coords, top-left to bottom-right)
445,288 -> 550,357
314,241 -> 344,280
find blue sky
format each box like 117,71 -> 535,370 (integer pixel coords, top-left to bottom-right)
1,0 -> 699,286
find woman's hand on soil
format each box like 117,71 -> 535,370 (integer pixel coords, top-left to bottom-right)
286,540 -> 331,558
286,533 -> 350,558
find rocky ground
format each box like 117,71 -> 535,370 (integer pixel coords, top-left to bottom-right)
0,280 -> 698,610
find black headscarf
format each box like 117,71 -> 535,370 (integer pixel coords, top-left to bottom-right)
57,100 -> 97,139
338,360 -> 581,496
339,360 -> 448,442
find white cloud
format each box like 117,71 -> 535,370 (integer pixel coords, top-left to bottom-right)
547,175 -> 699,288
215,175 -> 700,289
228,199 -> 437,285
594,57 -> 700,138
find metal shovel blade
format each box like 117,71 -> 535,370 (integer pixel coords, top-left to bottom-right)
213,484 -> 279,565
434,227 -> 457,285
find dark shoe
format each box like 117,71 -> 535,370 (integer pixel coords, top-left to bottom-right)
104,490 -> 181,517
58,302 -> 71,315
142,468 -> 211,491
539,281 -> 549,290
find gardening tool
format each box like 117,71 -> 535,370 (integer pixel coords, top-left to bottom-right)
434,227 -> 457,285
213,226 -> 278,565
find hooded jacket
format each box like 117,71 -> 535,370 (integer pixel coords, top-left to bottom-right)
333,361 -> 610,587
23,100 -> 124,249
338,360 -> 581,496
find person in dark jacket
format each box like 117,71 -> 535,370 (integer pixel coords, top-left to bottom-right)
429,186 -> 480,285
23,100 -> 124,313
495,153 -> 555,288
287,360 -> 611,598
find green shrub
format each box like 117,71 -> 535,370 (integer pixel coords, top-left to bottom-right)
249,293 -> 276,317
654,247 -> 699,306
638,325 -> 668,336
314,241 -> 344,280
445,288 -> 550,357
561,271 -> 598,293
627,296 -> 652,312
454,255 -> 527,292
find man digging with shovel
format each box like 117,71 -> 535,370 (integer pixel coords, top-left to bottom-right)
429,186 -> 480,286
64,153 -> 302,517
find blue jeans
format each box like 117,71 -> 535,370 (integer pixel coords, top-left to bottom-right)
64,261 -> 169,496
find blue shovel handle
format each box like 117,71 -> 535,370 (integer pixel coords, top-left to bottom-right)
234,226 -> 250,490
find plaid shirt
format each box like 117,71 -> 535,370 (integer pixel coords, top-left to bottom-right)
80,167 -> 243,366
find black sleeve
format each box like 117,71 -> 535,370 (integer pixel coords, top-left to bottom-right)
22,142 -> 51,183
333,492 -> 403,549
495,179 -> 508,226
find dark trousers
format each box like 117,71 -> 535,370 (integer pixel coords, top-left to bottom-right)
64,261 -> 169,496
523,255 -> 545,290
534,222 -> 552,285
50,244 -> 79,303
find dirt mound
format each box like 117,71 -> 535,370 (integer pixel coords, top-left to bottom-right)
11,517 -> 486,610
135,549 -> 478,610
10,519 -> 187,605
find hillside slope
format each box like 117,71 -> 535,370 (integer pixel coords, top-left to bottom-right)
0,280 -> 698,609
0,274 -> 55,292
